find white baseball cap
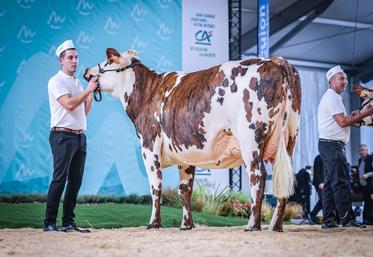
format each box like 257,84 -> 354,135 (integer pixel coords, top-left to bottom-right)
56,39 -> 75,57
326,65 -> 344,82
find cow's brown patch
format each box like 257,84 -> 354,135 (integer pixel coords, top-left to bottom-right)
218,88 -> 225,96
256,61 -> 286,109
217,97 -> 224,105
230,66 -> 248,81
243,89 -> 252,123
240,59 -> 264,66
125,64 -> 177,151
257,107 -> 262,115
230,81 -> 238,93
222,78 -> 229,87
161,66 -> 225,150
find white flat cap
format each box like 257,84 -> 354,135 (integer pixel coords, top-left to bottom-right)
326,65 -> 344,82
56,39 -> 75,57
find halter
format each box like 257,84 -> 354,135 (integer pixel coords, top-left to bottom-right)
91,60 -> 140,102
353,98 -> 373,127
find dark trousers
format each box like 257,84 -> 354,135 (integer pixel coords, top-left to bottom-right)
44,131 -> 87,226
361,186 -> 373,224
310,188 -> 323,217
318,140 -> 354,225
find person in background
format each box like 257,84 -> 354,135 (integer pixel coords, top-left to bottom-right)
295,166 -> 312,222
309,154 -> 324,224
317,65 -> 373,229
43,39 -> 98,233
357,144 -> 373,225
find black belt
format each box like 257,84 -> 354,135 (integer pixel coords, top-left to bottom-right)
52,127 -> 84,135
319,138 -> 345,146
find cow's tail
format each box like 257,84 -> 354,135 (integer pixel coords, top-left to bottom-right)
271,57 -> 297,199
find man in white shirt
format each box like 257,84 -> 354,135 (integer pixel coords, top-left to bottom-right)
317,65 -> 373,229
43,40 -> 98,233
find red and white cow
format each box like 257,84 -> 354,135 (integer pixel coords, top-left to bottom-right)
353,84 -> 373,127
84,49 -> 301,232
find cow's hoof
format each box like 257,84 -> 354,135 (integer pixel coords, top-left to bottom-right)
146,224 -> 160,229
180,225 -> 193,231
244,226 -> 261,232
271,226 -> 283,232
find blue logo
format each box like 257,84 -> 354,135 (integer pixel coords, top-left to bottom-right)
195,30 -> 212,45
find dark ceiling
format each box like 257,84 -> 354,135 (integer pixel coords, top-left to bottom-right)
240,0 -> 373,82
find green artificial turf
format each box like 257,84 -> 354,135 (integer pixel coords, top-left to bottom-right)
0,203 -> 247,229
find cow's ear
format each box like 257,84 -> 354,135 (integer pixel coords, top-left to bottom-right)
353,84 -> 368,98
106,48 -> 121,59
127,49 -> 138,57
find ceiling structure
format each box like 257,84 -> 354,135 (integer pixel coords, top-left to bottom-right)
240,0 -> 373,83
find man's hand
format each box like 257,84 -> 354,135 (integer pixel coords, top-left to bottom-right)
362,174 -> 369,180
88,75 -> 99,93
319,183 -> 324,190
351,110 -> 359,117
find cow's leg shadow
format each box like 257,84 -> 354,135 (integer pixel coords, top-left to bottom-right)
178,165 -> 195,230
143,149 -> 163,229
269,197 -> 287,232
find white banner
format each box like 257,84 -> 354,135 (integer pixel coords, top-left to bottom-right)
182,0 -> 229,72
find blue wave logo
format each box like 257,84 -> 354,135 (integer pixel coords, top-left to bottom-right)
131,37 -> 148,53
156,55 -> 173,69
76,30 -> 94,49
17,25 -> 36,44
131,4 -> 148,22
156,23 -> 173,40
104,17 -> 121,36
76,0 -> 94,16
195,30 -> 212,45
47,11 -> 66,30
17,0 -> 35,9
0,10 -> 5,17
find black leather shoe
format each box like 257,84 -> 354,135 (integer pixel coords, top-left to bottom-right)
61,224 -> 90,233
43,224 -> 59,232
342,220 -> 366,228
321,222 -> 338,229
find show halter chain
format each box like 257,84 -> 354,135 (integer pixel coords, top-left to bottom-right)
92,60 -> 140,102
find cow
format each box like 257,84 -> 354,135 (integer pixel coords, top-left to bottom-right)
84,48 -> 301,232
353,84 -> 373,127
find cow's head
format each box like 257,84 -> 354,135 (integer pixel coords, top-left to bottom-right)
353,84 -> 373,127
84,48 -> 139,99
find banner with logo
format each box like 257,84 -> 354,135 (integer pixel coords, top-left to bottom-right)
0,0 -> 182,195
182,0 -> 229,72
0,0 -> 230,196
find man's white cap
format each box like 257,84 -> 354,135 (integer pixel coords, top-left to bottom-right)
56,39 -> 75,57
326,65 -> 344,82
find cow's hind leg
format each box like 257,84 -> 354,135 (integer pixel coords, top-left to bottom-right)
269,198 -> 287,232
237,131 -> 267,231
245,155 -> 267,231
143,149 -> 163,229
178,165 -> 195,230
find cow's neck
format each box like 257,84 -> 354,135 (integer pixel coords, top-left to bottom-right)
126,64 -> 163,122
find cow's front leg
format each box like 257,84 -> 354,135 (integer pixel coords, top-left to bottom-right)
268,197 -> 287,232
245,154 -> 266,232
143,149 -> 163,229
178,165 -> 195,230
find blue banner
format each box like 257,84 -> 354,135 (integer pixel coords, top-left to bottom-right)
257,0 -> 270,58
0,0 -> 182,195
